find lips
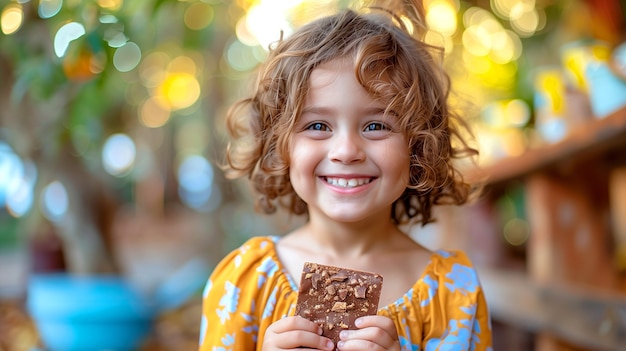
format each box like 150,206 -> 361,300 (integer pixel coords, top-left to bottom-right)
323,177 -> 374,188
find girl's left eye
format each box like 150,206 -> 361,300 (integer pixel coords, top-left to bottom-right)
364,122 -> 389,131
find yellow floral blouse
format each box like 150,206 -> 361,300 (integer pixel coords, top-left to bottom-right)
199,236 -> 493,351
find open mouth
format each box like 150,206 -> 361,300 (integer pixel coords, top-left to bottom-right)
323,177 -> 374,188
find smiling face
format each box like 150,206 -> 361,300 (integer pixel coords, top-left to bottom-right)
289,58 -> 410,225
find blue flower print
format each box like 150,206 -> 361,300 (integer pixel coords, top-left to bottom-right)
199,315 -> 207,345
213,333 -> 235,351
425,319 -> 472,351
421,275 -> 439,307
241,300 -> 259,342
398,318 -> 420,351
461,304 -> 489,351
216,281 -> 240,324
203,279 -> 212,299
256,257 -> 279,289
425,304 -> 488,351
435,250 -> 453,259
260,239 -> 270,250
444,264 -> 478,295
234,243 -> 253,268
262,286 -> 279,319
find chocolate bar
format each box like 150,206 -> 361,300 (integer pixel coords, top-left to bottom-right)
295,262 -> 383,346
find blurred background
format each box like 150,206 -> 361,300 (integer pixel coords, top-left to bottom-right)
0,0 -> 625,350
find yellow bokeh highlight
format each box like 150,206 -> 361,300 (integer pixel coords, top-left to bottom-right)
461,6 -> 521,65
157,72 -> 201,111
510,3 -> 538,37
1,4 -> 23,35
462,49 -> 492,75
169,55 -> 197,75
97,0 -> 123,11
489,30 -> 522,64
492,0 -> 535,20
235,16 -> 258,47
140,96 -> 171,128
184,3 -> 214,30
426,0 -> 457,36
462,25 -> 491,56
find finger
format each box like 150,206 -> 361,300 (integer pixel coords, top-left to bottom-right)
355,315 -> 398,335
278,331 -> 333,350
264,317 -> 334,350
337,316 -> 399,350
337,339 -> 401,351
271,316 -> 323,334
337,327 -> 392,350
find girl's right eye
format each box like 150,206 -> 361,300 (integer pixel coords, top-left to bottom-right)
305,122 -> 330,132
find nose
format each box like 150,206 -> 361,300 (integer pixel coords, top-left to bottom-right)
328,132 -> 365,164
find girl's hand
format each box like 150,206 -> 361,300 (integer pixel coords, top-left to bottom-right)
337,315 -> 401,351
262,316 -> 335,351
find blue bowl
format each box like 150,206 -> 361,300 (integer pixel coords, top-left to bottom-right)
27,274 -> 155,351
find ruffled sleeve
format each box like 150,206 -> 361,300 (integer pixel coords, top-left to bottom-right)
198,236 -> 298,351
419,250 -> 493,351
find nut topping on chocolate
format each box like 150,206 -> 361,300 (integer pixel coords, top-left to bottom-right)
355,285 -> 367,299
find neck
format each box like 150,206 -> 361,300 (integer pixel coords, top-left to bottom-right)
302,214 -> 402,259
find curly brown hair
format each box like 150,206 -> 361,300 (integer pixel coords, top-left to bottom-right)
223,1 -> 478,226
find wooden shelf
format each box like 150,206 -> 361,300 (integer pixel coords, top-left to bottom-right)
479,268 -> 626,351
468,106 -> 626,185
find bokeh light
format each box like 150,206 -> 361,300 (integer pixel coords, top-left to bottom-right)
139,51 -> 170,88
97,0 -> 123,11
54,22 -> 86,58
103,22 -> 127,48
177,155 -> 221,212
482,99 -> 530,128
113,41 -> 142,72
1,3 -> 23,35
156,72 -> 201,110
184,2 -> 214,30
38,0 -> 63,19
503,217 -> 530,246
226,39 -> 263,72
41,181 -> 69,223
102,133 -> 136,176
425,0 -> 458,37
0,142 -> 37,218
490,29 -> 522,64
140,97 -> 171,128
243,0 -> 304,49
510,2 -> 539,37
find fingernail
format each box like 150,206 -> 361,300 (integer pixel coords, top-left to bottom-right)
337,341 -> 345,348
355,318 -> 363,326
326,340 -> 334,349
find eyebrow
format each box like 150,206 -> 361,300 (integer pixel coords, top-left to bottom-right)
301,106 -> 387,115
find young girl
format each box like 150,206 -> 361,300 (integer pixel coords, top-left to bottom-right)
199,1 -> 492,350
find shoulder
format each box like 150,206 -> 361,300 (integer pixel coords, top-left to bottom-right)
201,235 -> 291,316
414,249 -> 485,313
206,235 -> 281,286
427,249 -> 483,294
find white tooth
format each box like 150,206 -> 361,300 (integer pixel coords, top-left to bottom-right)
338,179 -> 347,187
348,179 -> 358,187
